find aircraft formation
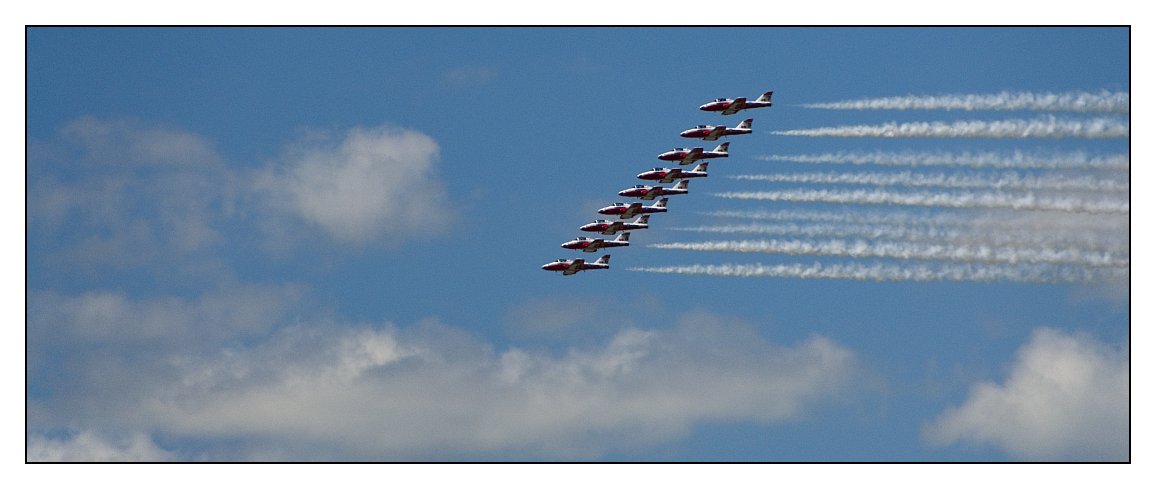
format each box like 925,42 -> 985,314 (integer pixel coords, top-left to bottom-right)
542,90 -> 774,275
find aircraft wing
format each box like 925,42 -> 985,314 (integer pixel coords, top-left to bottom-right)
660,172 -> 678,183
585,239 -> 605,251
643,187 -> 661,200
722,97 -> 746,115
563,259 -> 585,275
621,203 -> 642,218
680,148 -> 702,164
704,126 -> 726,141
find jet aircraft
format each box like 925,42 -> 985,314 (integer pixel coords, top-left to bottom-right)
580,215 -> 650,235
598,198 -> 669,219
637,162 -> 709,183
658,142 -> 729,165
699,91 -> 774,115
561,232 -> 631,253
618,180 -> 689,200
679,119 -> 753,141
541,254 -> 611,276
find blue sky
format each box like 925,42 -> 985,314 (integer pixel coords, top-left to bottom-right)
24,26 -> 1130,464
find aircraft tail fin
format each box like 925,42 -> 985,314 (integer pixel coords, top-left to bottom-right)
595,254 -> 611,265
674,179 -> 689,190
714,142 -> 730,154
692,162 -> 709,173
655,198 -> 669,209
636,215 -> 650,225
616,232 -> 630,243
738,118 -> 753,130
756,91 -> 774,104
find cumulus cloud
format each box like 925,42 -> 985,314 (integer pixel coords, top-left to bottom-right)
25,284 -> 309,435
923,328 -> 1128,461
27,296 -> 859,461
256,125 -> 454,246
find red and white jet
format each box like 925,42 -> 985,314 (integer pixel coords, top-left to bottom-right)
680,119 -> 753,141
637,162 -> 709,183
699,91 -> 774,115
658,142 -> 729,165
541,254 -> 611,276
561,232 -> 631,253
618,180 -> 689,200
580,215 -> 650,235
598,198 -> 669,219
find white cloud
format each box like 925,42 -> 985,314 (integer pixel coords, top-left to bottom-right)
255,125 -> 454,246
152,314 -> 856,460
27,431 -> 175,462
28,296 -> 859,460
60,116 -> 224,167
923,328 -> 1128,461
28,117 -> 236,277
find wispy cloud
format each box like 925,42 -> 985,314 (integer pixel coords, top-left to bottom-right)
28,117 -> 236,282
923,328 -> 1128,461
27,431 -> 176,462
443,65 -> 498,87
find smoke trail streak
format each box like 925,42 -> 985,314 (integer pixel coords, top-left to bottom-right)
700,209 -> 977,227
770,116 -> 1129,139
649,239 -> 1128,268
714,189 -> 1129,214
671,223 -> 1126,253
757,150 -> 1129,170
697,208 -> 1129,233
627,262 -> 1126,284
728,171 -> 1129,192
801,91 -> 1130,113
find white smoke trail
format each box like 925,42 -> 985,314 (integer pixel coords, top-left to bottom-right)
770,116 -> 1129,139
728,171 -> 1129,192
801,91 -> 1129,113
671,222 -> 1126,253
757,150 -> 1129,170
697,208 -> 1128,233
627,262 -> 1126,284
714,189 -> 1129,214
700,208 -> 976,227
649,239 -> 1128,268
